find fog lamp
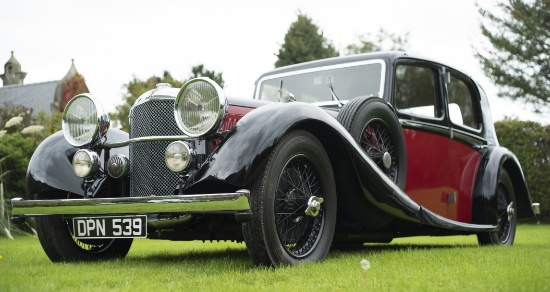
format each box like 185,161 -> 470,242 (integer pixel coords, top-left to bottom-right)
165,141 -> 194,172
107,154 -> 129,178
72,149 -> 100,178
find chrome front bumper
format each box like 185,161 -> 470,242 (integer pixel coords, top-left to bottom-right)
11,190 -> 250,217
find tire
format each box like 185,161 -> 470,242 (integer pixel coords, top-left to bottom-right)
242,130 -> 337,267
337,97 -> 407,189
477,169 -> 517,246
35,194 -> 133,262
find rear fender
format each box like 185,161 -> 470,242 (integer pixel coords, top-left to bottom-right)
472,146 -> 534,225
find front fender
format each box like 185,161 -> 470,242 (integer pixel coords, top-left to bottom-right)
26,129 -> 129,198
472,146 -> 534,225
188,102 -> 422,223
190,102 -> 316,187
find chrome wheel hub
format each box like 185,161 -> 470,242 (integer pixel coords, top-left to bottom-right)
507,202 -> 515,222
382,152 -> 392,170
305,196 -> 324,217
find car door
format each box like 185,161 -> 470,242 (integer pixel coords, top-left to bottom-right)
393,59 -> 488,223
443,67 -> 486,223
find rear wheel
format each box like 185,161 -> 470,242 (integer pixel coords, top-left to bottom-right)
477,169 -> 517,245
242,130 -> 337,267
35,194 -> 133,262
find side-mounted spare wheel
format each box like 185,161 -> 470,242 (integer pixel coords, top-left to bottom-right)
477,169 -> 517,245
35,194 -> 133,262
337,96 -> 407,189
242,130 -> 337,267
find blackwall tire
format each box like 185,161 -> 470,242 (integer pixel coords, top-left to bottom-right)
337,96 -> 407,189
242,130 -> 337,267
477,169 -> 517,246
35,194 -> 133,262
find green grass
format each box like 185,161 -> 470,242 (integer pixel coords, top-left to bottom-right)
1,225 -> 549,291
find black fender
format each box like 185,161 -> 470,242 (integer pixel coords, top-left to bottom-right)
472,146 -> 534,225
188,102 -> 463,229
26,129 -> 129,199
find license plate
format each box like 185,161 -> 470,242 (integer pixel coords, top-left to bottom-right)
72,215 -> 147,239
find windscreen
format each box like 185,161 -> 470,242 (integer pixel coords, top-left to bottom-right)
258,61 -> 384,104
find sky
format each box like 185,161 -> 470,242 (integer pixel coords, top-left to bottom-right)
1,0 -> 546,124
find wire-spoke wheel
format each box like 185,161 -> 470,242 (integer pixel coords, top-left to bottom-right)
35,193 -> 133,262
477,169 -> 517,246
275,155 -> 325,258
359,119 -> 398,182
337,96 -> 407,189
242,130 -> 336,267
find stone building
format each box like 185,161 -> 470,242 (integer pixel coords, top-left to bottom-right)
0,51 -> 89,114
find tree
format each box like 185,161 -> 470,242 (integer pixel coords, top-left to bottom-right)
346,28 -> 410,55
0,102 -> 34,132
476,0 -> 550,113
189,64 -> 224,88
275,13 -> 339,68
495,118 -> 550,221
110,65 -> 224,132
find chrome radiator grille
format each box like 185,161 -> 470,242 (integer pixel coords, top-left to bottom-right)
129,99 -> 183,197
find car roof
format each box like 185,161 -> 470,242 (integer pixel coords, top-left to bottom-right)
255,51 -> 472,85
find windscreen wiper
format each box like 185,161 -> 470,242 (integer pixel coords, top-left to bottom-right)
329,84 -> 344,107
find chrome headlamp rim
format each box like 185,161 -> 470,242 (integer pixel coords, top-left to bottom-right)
174,77 -> 227,138
62,93 -> 110,147
165,141 -> 194,173
72,149 -> 100,178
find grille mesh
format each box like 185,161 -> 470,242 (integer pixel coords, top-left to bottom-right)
130,99 -> 183,197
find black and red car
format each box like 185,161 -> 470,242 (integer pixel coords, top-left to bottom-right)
12,51 -> 539,267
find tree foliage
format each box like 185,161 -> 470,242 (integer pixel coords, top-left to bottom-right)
476,0 -> 550,113
0,104 -> 58,200
0,102 -> 34,132
275,13 -> 339,68
495,118 -> 550,221
0,132 -> 36,199
346,28 -> 410,55
110,65 -> 224,132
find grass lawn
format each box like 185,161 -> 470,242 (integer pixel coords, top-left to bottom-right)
1,224 -> 549,291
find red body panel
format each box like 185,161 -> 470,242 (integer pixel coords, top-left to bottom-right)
403,129 -> 481,223
220,105 -> 254,131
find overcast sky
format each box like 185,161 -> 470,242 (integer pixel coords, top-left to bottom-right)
1,0 -> 546,123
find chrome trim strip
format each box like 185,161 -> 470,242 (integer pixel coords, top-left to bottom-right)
400,119 -> 449,137
452,128 -> 487,147
11,190 -> 250,216
103,135 -> 193,149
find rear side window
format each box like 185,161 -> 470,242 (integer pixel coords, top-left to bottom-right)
447,73 -> 479,129
395,65 -> 440,118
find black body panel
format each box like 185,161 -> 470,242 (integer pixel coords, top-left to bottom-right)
26,129 -> 129,198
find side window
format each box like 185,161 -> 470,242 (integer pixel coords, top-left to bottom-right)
395,64 -> 440,118
447,73 -> 479,129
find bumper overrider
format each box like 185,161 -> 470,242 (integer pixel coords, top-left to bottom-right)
11,190 -> 251,220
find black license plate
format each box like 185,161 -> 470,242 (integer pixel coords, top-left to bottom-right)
72,215 -> 147,239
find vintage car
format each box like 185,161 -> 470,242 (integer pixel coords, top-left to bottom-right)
12,51 -> 539,267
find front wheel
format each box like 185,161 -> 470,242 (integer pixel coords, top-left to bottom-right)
242,130 -> 337,267
35,194 -> 133,262
477,169 -> 517,245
